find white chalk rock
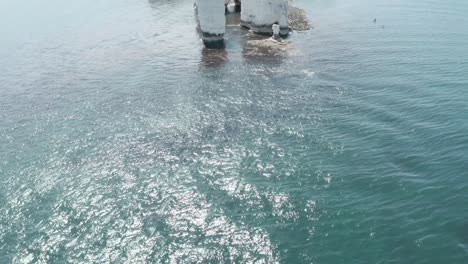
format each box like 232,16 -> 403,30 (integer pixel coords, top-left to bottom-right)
195,0 -> 226,48
241,0 -> 288,36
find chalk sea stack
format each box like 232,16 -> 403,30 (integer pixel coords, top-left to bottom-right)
195,0 -> 226,48
195,0 -> 311,49
241,0 -> 289,36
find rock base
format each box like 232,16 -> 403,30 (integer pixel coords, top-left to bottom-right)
202,34 -> 225,49
241,22 -> 289,36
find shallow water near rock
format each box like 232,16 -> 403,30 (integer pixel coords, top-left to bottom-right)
1,0 -> 468,263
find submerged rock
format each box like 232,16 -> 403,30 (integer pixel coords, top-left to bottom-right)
244,35 -> 290,58
201,48 -> 228,66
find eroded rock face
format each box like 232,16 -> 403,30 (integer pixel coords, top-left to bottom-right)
241,0 -> 289,36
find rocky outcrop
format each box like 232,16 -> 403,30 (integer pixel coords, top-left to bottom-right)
288,6 -> 311,31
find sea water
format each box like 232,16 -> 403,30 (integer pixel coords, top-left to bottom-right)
1,0 -> 467,263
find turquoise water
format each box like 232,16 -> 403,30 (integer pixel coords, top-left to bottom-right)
1,0 -> 468,263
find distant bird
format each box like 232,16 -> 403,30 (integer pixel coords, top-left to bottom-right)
373,18 -> 377,23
